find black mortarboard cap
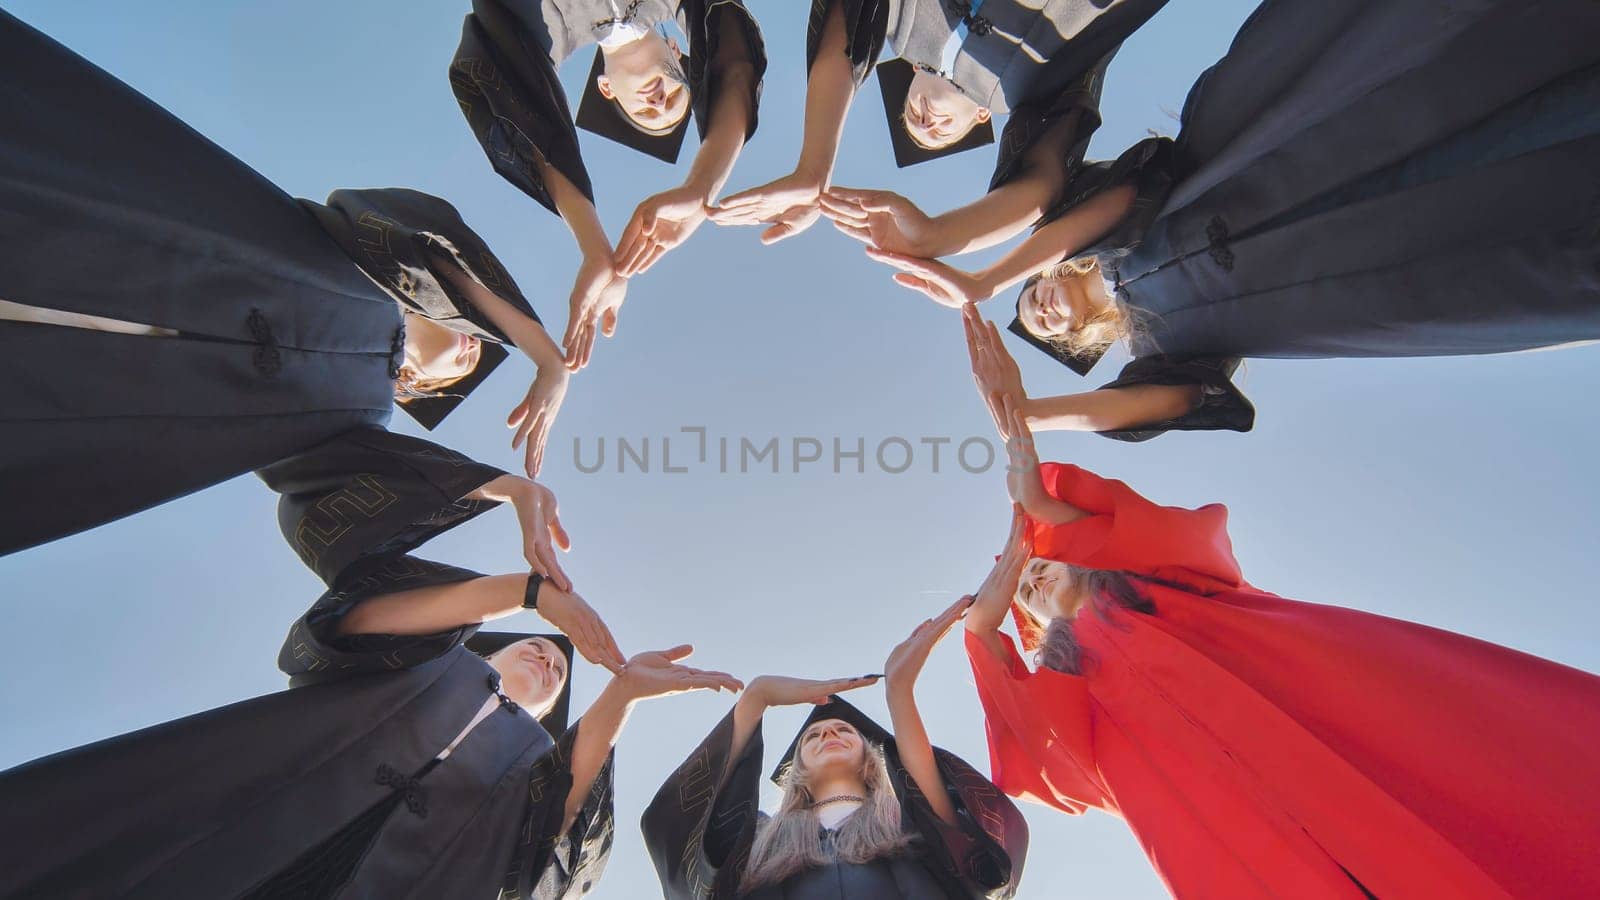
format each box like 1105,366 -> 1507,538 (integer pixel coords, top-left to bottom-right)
575,48 -> 692,163
395,339 -> 511,430
877,59 -> 994,168
466,631 -> 575,735
770,696 -> 896,785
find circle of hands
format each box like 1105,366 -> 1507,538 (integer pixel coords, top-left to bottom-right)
525,169 -> 1045,699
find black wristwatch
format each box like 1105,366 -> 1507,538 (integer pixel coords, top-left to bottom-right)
522,573 -> 545,609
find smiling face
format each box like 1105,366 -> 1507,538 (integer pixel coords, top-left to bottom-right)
1017,263 -> 1110,341
401,312 -> 481,388
486,636 -> 568,716
796,718 -> 867,777
596,32 -> 690,134
902,70 -> 990,150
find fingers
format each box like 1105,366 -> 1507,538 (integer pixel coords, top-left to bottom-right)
659,644 -> 694,662
760,221 -> 796,245
636,244 -> 668,275
714,184 -> 773,210
583,613 -> 626,672
827,674 -> 882,696
864,246 -> 931,275
614,211 -> 651,272
507,395 -> 529,430
824,186 -> 894,211
546,509 -> 571,552
817,194 -> 868,225
830,220 -> 874,245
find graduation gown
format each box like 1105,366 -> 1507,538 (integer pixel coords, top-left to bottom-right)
0,11 -> 398,554
641,709 -> 1027,900
0,15 -> 542,554
806,0 -> 1170,189
450,0 -> 767,215
967,462 -> 1600,899
0,433 -> 614,900
1026,0 -> 1600,441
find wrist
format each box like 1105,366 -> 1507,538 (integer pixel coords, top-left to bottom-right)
792,162 -> 829,193
972,266 -> 1004,302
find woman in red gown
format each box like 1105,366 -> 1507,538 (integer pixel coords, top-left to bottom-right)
963,400 -> 1600,899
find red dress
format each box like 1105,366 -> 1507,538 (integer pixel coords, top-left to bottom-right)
967,463 -> 1600,899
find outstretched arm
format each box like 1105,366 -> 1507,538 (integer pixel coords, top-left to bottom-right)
884,596 -> 973,825
865,182 -> 1137,308
965,508 -> 1032,660
1023,385 -> 1202,433
613,14 -> 758,276
563,646 -> 743,830
824,111 -> 1087,259
708,1 -> 858,244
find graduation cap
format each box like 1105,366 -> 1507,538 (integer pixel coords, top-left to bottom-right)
575,48 -> 692,163
770,696 -> 897,785
395,339 -> 512,431
877,59 -> 995,168
466,631 -> 575,735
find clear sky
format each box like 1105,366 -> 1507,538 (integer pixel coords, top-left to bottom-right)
3,2 -> 1598,898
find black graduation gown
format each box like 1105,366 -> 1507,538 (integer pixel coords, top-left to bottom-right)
1028,0 -> 1600,442
641,710 -> 1028,900
450,0 -> 768,215
0,11 -> 399,555
806,0 -> 1170,191
0,434 -> 614,899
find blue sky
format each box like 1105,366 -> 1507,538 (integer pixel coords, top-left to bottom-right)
4,2 -> 1598,897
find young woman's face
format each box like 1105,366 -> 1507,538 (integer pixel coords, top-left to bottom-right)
902,71 -> 990,149
488,637 -> 568,715
597,34 -> 690,132
1018,268 -> 1110,340
403,313 -> 481,384
797,719 -> 866,775
1017,558 -> 1086,623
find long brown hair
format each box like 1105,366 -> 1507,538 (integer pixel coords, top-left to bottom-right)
1021,564 -> 1154,676
740,738 -> 913,892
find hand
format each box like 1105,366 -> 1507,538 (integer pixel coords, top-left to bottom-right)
534,585 -> 626,674
615,645 -> 745,702
865,247 -> 992,308
743,673 -> 882,709
562,255 -> 627,371
975,506 -> 1031,612
963,303 -> 1026,439
614,186 -> 710,276
509,480 -> 572,591
819,187 -> 939,256
507,367 -> 568,477
884,595 -> 972,696
708,171 -> 825,245
1002,395 -> 1052,518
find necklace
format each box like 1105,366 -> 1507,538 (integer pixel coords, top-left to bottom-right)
811,794 -> 866,808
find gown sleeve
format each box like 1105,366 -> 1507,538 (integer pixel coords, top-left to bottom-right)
511,720 -> 618,900
963,629 -> 1109,816
806,0 -> 889,87
450,0 -> 593,216
987,53 -> 1108,197
278,555 -> 491,685
255,427 -> 507,587
682,0 -> 768,143
1029,462 -> 1244,591
893,738 -> 1031,899
1036,136 -> 1178,257
640,709 -> 764,900
1093,355 -> 1255,442
306,188 -> 540,343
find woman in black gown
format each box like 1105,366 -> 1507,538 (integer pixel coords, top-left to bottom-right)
715,0 -> 1167,255
0,11 -> 571,556
643,598 -> 1028,900
865,0 -> 1600,442
0,426 -> 740,899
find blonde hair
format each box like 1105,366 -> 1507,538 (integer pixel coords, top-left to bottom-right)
1019,258 -> 1133,361
392,366 -> 467,400
740,737 -> 913,892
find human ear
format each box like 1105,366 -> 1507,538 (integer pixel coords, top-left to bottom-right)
596,75 -> 615,100
974,106 -> 992,124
